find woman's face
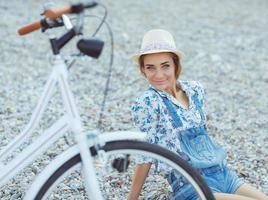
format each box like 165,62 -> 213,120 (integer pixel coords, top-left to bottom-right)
142,52 -> 177,94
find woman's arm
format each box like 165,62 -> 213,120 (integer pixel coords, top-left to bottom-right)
127,163 -> 152,200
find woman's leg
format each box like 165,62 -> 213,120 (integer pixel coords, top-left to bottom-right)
235,183 -> 268,200
214,193 -> 256,200
213,184 -> 268,200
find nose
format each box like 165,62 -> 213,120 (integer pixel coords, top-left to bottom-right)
154,69 -> 164,79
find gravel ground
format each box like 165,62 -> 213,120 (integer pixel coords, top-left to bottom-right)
0,0 -> 267,199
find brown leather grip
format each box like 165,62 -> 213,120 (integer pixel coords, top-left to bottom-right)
44,6 -> 72,20
17,21 -> 42,36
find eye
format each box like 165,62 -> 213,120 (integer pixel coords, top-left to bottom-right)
162,64 -> 170,69
145,66 -> 155,70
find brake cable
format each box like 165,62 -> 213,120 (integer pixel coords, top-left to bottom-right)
65,4 -> 114,131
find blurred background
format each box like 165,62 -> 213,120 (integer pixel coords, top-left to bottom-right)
0,0 -> 267,198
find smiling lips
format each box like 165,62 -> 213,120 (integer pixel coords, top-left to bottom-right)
154,80 -> 166,85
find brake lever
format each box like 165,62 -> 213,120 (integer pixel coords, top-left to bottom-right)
62,14 -> 73,30
41,17 -> 64,32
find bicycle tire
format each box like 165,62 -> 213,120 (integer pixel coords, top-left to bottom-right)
33,140 -> 215,200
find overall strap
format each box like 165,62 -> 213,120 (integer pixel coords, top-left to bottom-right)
192,91 -> 205,121
149,88 -> 183,128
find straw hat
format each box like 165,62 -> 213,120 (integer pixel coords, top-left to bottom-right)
131,29 -> 184,64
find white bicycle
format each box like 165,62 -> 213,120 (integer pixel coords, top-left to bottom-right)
0,2 -> 215,200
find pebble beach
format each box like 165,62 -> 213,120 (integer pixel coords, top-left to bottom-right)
0,0 -> 267,199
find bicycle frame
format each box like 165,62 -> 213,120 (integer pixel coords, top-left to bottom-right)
0,53 -> 145,199
0,54 -> 93,195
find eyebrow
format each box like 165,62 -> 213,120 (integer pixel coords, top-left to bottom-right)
145,61 -> 170,67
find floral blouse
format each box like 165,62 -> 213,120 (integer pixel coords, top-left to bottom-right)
131,80 -> 213,170
132,80 -> 206,144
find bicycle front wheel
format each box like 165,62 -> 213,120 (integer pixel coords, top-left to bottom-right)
31,140 -> 215,200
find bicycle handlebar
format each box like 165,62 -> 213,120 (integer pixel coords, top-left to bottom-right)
17,2 -> 98,36
43,6 -> 72,20
18,21 -> 42,36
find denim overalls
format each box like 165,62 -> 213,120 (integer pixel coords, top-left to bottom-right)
153,88 -> 243,200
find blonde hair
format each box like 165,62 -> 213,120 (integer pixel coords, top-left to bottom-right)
138,52 -> 182,80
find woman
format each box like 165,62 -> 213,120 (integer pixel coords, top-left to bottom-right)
128,29 -> 268,200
